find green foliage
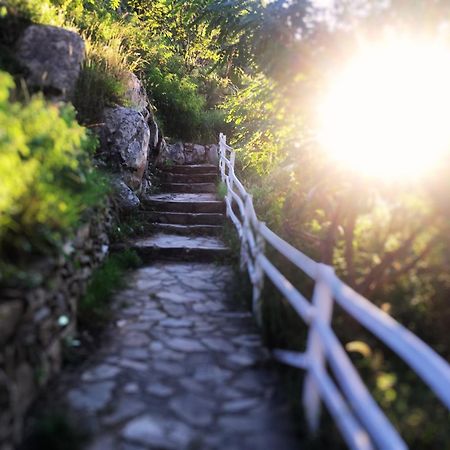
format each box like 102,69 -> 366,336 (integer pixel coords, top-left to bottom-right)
79,250 -> 141,328
216,2 -> 450,447
216,181 -> 227,200
0,71 -> 109,285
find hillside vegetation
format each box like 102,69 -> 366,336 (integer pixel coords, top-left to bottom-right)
0,1 -> 449,448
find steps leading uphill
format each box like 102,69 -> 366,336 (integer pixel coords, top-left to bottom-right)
130,164 -> 229,261
32,160 -> 301,450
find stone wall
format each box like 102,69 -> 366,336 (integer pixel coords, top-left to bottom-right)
0,202 -> 113,450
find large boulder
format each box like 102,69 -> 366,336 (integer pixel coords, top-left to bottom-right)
147,112 -> 160,151
207,144 -> 219,165
124,72 -> 149,118
184,143 -> 206,164
16,25 -> 85,101
157,141 -> 185,166
97,107 -> 150,191
112,180 -> 140,212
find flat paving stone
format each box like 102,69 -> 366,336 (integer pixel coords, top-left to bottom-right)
102,397 -> 146,426
167,337 -> 205,353
81,364 -> 121,382
146,382 -> 174,398
39,258 -> 300,449
67,381 -> 115,413
201,337 -> 235,353
159,318 -> 193,328
169,394 -> 216,427
132,233 -> 228,250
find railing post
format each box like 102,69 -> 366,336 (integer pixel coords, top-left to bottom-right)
252,220 -> 265,327
218,133 -> 225,181
240,194 -> 252,272
302,263 -> 335,434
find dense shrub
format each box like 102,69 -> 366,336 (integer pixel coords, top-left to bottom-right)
0,71 -> 109,286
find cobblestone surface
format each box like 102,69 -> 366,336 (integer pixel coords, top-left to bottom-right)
50,262 -> 300,449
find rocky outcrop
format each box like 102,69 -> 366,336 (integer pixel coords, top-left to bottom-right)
184,143 -> 206,164
162,142 -> 186,165
156,142 -> 220,166
16,25 -> 85,101
124,72 -> 149,119
0,204 -> 113,449
208,144 -> 219,166
112,179 -> 141,211
97,107 -> 150,192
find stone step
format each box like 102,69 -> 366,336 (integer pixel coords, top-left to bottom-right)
128,233 -> 230,262
143,193 -> 224,214
140,211 -> 224,226
159,172 -> 218,184
159,164 -> 217,174
159,183 -> 216,194
149,223 -> 223,236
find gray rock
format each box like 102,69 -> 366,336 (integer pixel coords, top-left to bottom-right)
124,72 -> 148,116
146,382 -> 174,398
226,352 -> 258,368
207,144 -> 219,165
123,383 -> 140,394
193,365 -> 232,384
122,332 -> 150,347
67,381 -> 115,412
167,338 -> 204,353
201,337 -> 234,353
118,359 -> 148,372
112,180 -> 140,212
121,415 -> 168,447
159,318 -> 193,328
161,303 -> 186,318
157,291 -> 188,304
98,107 -> 150,191
147,113 -> 159,150
122,415 -> 194,449
183,143 -> 206,164
149,341 -> 165,352
222,398 -> 260,413
102,397 -> 146,426
169,394 -> 215,427
152,361 -> 186,377
140,310 -> 167,321
16,25 -> 85,100
157,142 -> 185,166
81,364 -> 121,382
121,348 -> 148,361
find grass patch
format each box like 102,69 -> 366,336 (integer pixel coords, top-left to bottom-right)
216,181 -> 227,200
109,215 -> 152,243
72,29 -> 136,125
78,249 -> 141,330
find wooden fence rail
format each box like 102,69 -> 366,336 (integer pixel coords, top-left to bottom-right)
218,133 -> 450,450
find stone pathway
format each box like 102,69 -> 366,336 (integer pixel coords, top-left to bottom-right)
60,263 -> 300,449
29,163 -> 301,449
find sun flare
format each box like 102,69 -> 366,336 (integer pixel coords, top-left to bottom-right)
318,37 -> 450,180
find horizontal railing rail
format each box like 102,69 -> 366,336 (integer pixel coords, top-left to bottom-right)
218,133 -> 450,450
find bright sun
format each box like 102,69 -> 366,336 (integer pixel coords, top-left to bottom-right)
318,37 -> 450,180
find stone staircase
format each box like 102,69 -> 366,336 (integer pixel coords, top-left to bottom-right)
130,164 -> 229,262
29,160 -> 302,450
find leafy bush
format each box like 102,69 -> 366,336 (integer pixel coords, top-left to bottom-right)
0,71 -> 108,285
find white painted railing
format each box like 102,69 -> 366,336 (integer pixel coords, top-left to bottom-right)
218,133 -> 450,450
